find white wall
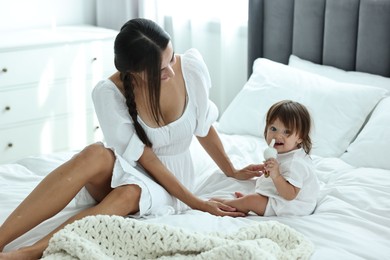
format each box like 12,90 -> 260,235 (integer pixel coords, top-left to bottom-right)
169,21 -> 248,115
0,0 -> 247,115
191,24 -> 247,115
0,0 -> 96,32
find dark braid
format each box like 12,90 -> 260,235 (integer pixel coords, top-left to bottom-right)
114,18 -> 171,147
121,72 -> 152,147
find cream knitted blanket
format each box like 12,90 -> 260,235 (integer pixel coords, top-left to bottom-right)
42,215 -> 314,260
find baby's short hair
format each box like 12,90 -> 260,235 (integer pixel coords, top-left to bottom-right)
264,100 -> 312,154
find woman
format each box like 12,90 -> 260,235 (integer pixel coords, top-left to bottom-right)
0,18 -> 261,259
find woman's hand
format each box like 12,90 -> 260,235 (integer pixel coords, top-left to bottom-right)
231,164 -> 264,180
200,200 -> 246,217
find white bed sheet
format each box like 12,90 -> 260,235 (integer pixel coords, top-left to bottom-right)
1,133 -> 389,259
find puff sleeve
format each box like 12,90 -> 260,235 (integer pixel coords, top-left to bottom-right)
183,49 -> 219,137
92,80 -> 145,166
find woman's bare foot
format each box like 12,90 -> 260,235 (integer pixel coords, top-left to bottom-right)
0,246 -> 43,260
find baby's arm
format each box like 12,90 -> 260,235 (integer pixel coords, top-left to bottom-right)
211,193 -> 268,216
264,158 -> 300,200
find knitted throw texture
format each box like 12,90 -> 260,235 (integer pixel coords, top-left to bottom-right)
42,215 -> 314,260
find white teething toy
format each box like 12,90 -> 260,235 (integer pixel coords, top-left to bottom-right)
263,139 -> 277,177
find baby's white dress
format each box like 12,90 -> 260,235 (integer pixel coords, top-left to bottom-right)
256,148 -> 320,216
89,48 -> 218,217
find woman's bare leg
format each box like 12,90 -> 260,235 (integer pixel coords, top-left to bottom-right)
0,142 -> 141,259
0,184 -> 141,260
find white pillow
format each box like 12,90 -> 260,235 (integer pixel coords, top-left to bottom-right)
340,97 -> 390,169
217,58 -> 388,157
288,54 -> 390,91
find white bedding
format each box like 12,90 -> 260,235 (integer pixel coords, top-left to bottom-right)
1,132 -> 390,259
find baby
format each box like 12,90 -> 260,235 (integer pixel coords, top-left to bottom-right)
214,100 -> 320,216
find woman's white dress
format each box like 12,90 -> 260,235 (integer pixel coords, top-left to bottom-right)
89,48 -> 218,217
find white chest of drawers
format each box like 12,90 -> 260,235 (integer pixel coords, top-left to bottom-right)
0,26 -> 117,163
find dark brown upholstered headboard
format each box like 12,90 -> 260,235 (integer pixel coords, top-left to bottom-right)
248,0 -> 390,78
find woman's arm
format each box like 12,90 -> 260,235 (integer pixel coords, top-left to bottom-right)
196,126 -> 263,180
138,146 -> 245,217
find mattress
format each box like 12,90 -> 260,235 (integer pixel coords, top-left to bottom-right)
1,133 -> 389,259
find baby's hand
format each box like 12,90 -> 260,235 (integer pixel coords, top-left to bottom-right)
264,158 -> 280,178
234,191 -> 245,198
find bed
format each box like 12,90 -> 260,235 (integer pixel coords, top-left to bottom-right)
1,0 -> 390,259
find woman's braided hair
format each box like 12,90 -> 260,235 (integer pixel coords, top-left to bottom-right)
114,18 -> 170,147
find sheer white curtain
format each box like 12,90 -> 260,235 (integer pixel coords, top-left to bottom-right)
96,0 -> 248,114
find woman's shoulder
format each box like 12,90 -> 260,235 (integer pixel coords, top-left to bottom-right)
181,48 -> 210,79
180,49 -> 212,95
181,48 -> 206,68
94,78 -> 116,91
92,77 -> 124,102
182,48 -> 202,59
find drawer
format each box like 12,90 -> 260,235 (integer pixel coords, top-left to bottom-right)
58,111 -> 104,151
0,112 -> 102,163
0,79 -> 96,126
0,40 -> 115,89
88,40 -> 116,82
